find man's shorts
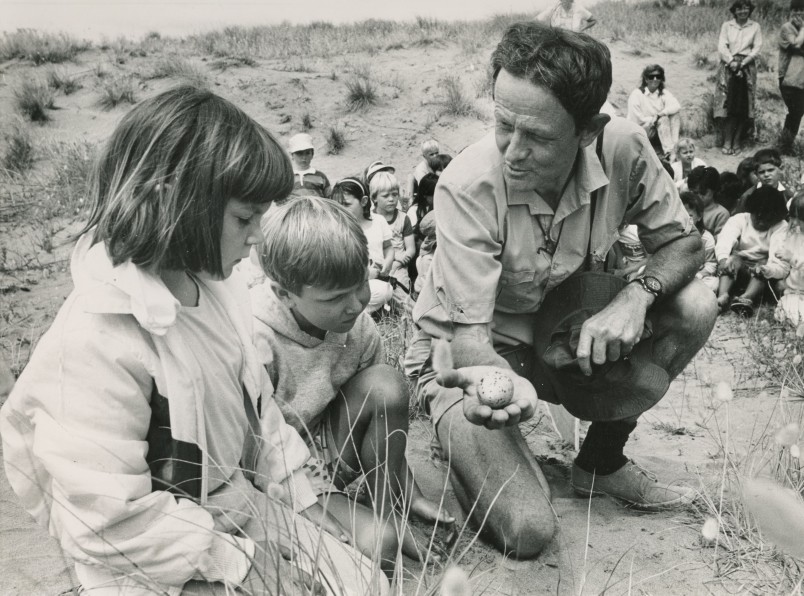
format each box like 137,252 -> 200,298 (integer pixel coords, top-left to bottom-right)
301,413 -> 361,496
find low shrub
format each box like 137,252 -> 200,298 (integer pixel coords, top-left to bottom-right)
13,79 -> 55,123
98,77 -> 137,110
0,30 -> 90,64
345,76 -> 377,111
326,126 -> 346,155
3,123 -> 35,176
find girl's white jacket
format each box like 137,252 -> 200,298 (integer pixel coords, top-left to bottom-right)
0,234 -> 317,594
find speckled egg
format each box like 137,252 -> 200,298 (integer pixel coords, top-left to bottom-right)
477,370 -> 514,409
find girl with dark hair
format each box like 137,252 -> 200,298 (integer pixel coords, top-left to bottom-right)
627,64 -> 682,159
715,185 -> 789,315
0,86 -> 386,596
761,192 -> 804,325
687,165 -> 731,237
714,0 -> 763,155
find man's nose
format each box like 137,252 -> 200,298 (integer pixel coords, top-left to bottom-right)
506,129 -> 530,161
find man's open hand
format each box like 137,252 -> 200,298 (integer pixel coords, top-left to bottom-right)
436,365 -> 536,429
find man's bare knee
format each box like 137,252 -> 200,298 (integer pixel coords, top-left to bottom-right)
495,503 -> 556,559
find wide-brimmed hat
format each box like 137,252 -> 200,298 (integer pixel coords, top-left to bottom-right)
532,272 -> 670,421
288,133 -> 314,154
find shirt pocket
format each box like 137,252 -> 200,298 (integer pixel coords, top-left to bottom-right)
496,268 -> 537,311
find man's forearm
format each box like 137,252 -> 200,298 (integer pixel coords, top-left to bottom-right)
642,232 -> 704,297
450,323 -> 510,370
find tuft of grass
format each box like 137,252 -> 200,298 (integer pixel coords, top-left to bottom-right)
301,112 -> 313,131
98,77 -> 137,110
438,75 -> 478,118
46,68 -> 82,95
680,91 -> 715,139
345,76 -> 377,111
13,79 -> 55,123
49,140 -> 97,217
149,57 -> 209,88
326,126 -> 346,155
2,122 -> 35,176
0,30 -> 90,64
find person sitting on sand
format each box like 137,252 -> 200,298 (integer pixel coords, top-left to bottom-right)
0,86 -> 386,596
716,185 -> 789,316
251,196 -> 454,572
288,132 -> 331,198
760,192 -> 804,326
672,138 -> 706,191
733,148 -> 795,213
681,191 -> 719,293
687,166 -> 731,238
407,139 -> 440,199
627,64 -> 682,160
536,0 -> 597,31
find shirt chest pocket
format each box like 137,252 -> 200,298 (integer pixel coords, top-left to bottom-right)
496,215 -> 541,311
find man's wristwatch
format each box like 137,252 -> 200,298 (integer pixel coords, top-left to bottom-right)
630,275 -> 662,299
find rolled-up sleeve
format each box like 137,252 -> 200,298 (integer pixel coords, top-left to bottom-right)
614,128 -> 694,253
413,138 -> 506,337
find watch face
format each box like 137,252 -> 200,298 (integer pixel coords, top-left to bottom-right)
644,276 -> 662,293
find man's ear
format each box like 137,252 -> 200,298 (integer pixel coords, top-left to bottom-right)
578,113 -> 611,149
269,280 -> 296,309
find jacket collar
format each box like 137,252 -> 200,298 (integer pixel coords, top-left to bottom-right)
73,234 -> 180,336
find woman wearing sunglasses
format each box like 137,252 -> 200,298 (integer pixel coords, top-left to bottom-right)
627,64 -> 682,161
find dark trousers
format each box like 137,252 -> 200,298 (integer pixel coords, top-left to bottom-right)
780,84 -> 804,150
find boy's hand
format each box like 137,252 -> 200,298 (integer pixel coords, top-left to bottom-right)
720,256 -> 740,275
756,264 -> 772,278
243,543 -> 326,596
301,501 -> 351,544
437,365 -> 537,429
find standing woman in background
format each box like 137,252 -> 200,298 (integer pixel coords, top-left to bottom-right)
536,0 -> 597,32
714,0 -> 762,156
778,0 -> 804,154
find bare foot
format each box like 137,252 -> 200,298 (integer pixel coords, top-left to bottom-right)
716,293 -> 730,312
410,483 -> 455,525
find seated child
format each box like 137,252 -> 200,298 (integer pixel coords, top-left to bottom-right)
680,191 -> 718,292
715,185 -> 789,316
371,171 -> 416,294
671,137 -> 706,191
251,196 -> 454,572
759,192 -> 804,326
407,139 -> 440,199
734,148 -> 795,214
288,132 -> 331,197
332,177 -> 394,314
717,171 -> 744,214
407,172 -> 439,289
414,211 -> 437,296
0,87 -> 384,596
428,152 -> 453,176
687,165 -> 730,238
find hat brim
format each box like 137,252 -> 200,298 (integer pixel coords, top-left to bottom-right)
532,272 -> 670,421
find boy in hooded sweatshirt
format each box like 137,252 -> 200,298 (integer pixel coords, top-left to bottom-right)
250,196 -> 453,573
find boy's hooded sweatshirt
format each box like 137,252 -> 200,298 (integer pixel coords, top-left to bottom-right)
251,282 -> 385,435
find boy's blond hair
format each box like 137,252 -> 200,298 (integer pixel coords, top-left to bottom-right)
260,196 -> 368,294
369,171 -> 399,200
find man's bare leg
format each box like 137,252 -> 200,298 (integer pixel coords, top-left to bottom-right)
436,404 -> 555,559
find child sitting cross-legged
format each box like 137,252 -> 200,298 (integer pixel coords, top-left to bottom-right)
251,196 -> 454,573
371,171 -> 416,296
715,185 -> 789,316
680,191 -> 719,293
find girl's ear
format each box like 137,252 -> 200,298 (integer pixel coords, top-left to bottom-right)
361,196 -> 369,207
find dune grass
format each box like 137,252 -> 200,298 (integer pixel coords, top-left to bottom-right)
0,30 -> 91,64
13,79 -> 55,123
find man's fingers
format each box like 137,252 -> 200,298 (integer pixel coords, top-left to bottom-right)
575,327 -> 593,376
606,340 -> 622,363
591,336 -> 608,366
436,369 -> 470,390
